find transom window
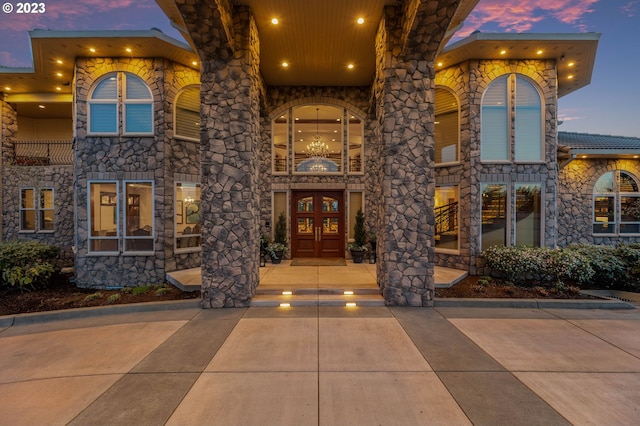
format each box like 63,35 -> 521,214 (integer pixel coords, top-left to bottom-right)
481,74 -> 543,162
88,72 -> 153,135
435,88 -> 459,164
593,170 -> 640,234
272,104 -> 364,175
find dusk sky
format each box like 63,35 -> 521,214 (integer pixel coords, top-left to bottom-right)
0,0 -> 638,137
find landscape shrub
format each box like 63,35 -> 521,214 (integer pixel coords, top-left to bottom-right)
566,244 -> 626,285
0,241 -> 60,290
481,245 -> 593,286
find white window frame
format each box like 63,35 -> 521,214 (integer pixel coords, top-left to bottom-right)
174,85 -> 200,141
19,187 -> 36,232
434,87 -> 460,167
87,180 -> 120,254
272,114 -> 289,175
175,181 -> 202,253
481,74 -> 544,164
88,72 -> 153,136
123,181 -> 155,254
435,185 -> 460,254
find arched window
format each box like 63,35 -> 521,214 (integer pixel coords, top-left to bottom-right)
593,170 -> 640,234
175,86 -> 200,140
435,87 -> 459,164
481,74 -> 543,162
88,72 -> 153,135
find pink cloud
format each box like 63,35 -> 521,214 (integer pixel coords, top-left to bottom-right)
0,51 -> 25,67
621,1 -> 639,17
458,0 -> 599,36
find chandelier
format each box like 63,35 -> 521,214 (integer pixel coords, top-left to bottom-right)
306,108 -> 328,158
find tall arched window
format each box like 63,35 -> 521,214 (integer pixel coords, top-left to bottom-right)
593,170 -> 640,234
88,72 -> 153,135
435,87 -> 459,164
174,86 -> 200,140
481,74 -> 543,162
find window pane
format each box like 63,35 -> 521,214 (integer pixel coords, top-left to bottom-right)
89,182 -> 118,252
272,115 -> 288,173
593,196 -> 615,233
594,171 -> 615,193
20,189 -> 35,231
481,77 -> 508,161
125,74 -> 151,99
293,105 -> 342,173
89,103 -> 117,133
21,188 -> 34,208
348,113 -> 363,172
125,104 -> 152,133
40,189 -> 53,209
39,189 -> 54,231
349,192 -> 363,240
176,182 -> 201,249
92,76 -> 117,99
21,210 -> 36,231
515,183 -> 541,246
298,197 -> 313,212
435,88 -> 459,163
40,210 -> 54,231
435,186 -> 459,250
176,87 -> 200,140
481,184 -> 507,250
620,171 -> 639,193
515,78 -> 542,161
621,196 -> 640,222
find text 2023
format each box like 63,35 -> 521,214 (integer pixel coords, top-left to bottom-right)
17,2 -> 46,13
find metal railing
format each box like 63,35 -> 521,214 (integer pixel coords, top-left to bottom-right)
435,201 -> 458,236
12,140 -> 73,166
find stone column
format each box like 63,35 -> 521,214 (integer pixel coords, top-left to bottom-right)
375,1 -> 461,306
196,8 -> 261,308
1,97 -> 17,241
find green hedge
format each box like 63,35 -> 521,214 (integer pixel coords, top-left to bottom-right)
0,241 -> 60,290
482,244 -> 640,291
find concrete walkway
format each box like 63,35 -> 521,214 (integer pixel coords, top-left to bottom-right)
1,303 -> 640,425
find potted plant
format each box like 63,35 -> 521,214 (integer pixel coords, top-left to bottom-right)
348,208 -> 367,263
269,212 -> 288,263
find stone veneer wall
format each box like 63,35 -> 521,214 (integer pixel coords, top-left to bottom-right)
558,159 -> 640,246
432,59 -> 559,274
1,166 -> 74,264
260,86 -> 374,243
372,1 -> 461,306
197,8 -> 262,307
74,58 -> 169,288
1,98 -> 18,241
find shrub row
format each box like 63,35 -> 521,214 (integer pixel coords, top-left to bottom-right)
0,241 -> 60,290
482,244 -> 640,290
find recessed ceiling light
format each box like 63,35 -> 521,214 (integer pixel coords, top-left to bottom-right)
537,50 -> 543,55
271,18 -> 279,25
89,47 -> 96,53
500,50 -> 506,55
192,61 -> 198,66
4,87 -> 10,91
634,155 -> 639,159
38,105 -> 45,109
437,62 -> 443,67
282,62 -> 289,68
347,63 -> 354,69
568,62 -> 575,67
55,72 -> 62,77
56,59 -> 63,64
568,75 -> 574,79
126,48 -> 132,53
357,17 -> 365,25
56,87 -> 62,91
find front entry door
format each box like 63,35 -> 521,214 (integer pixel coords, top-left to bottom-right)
291,191 -> 344,258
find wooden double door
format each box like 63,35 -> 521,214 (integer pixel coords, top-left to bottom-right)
291,191 -> 344,258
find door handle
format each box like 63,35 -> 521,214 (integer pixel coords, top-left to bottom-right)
318,226 -> 322,242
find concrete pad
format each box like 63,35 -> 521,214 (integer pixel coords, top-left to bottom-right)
206,318 -> 318,372
319,318 -> 431,372
438,372 -> 570,426
569,319 -> 640,358
547,308 -> 640,320
320,372 -> 471,426
69,373 -> 200,426
434,266 -> 468,288
450,318 -> 640,372
0,375 -> 122,426
244,306 -> 320,318
392,308 -> 505,372
436,307 -> 558,319
166,372 -> 318,426
319,306 -> 393,318
0,321 -> 185,383
515,372 -> 640,426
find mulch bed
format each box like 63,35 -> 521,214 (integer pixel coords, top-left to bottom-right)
0,274 -> 199,316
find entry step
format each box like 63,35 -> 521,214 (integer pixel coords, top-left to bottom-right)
251,293 -> 385,307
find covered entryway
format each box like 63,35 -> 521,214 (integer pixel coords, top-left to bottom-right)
291,190 -> 344,258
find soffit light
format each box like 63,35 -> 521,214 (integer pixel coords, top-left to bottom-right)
357,17 -> 365,25
271,18 -> 279,25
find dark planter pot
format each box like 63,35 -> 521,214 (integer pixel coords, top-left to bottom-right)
351,249 -> 365,264
271,250 -> 284,264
